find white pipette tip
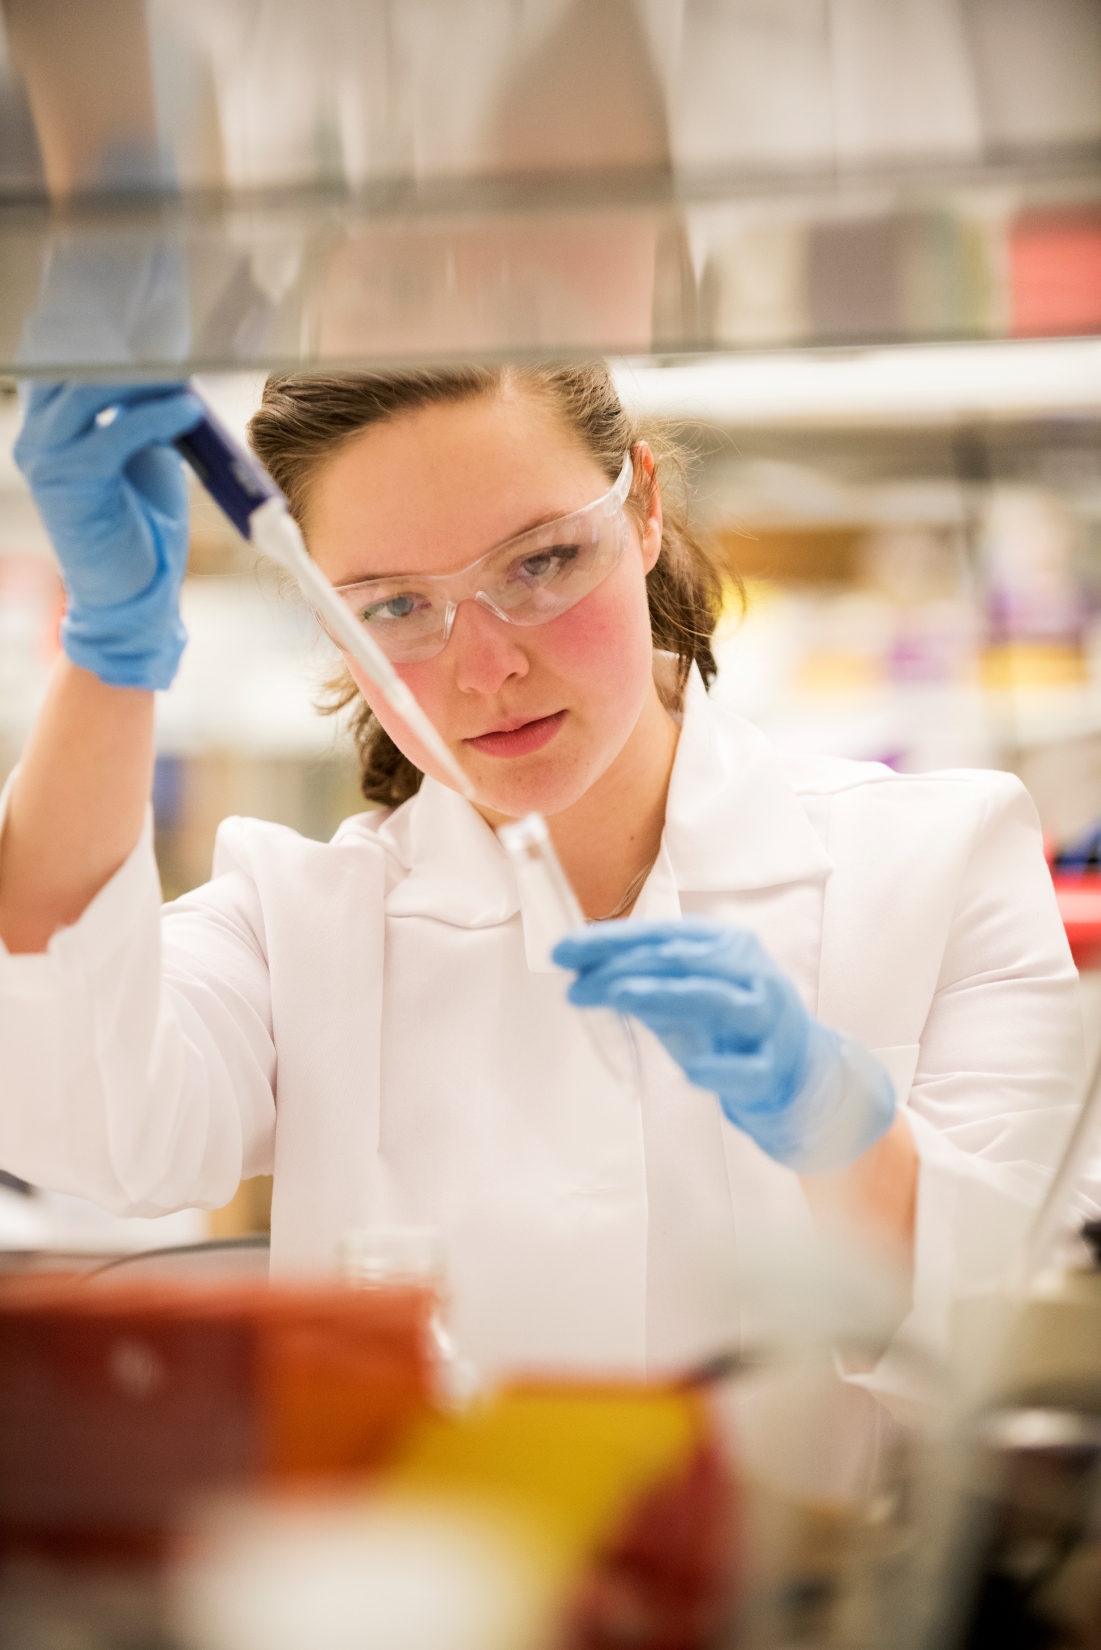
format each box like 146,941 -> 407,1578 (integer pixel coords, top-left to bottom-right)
496,813 -> 551,854
385,676 -> 477,801
249,499 -> 475,802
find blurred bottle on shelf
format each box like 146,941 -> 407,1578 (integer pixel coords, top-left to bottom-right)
1010,208 -> 1101,341
980,486 -> 1088,691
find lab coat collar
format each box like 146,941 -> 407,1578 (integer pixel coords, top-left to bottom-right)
661,667 -> 833,894
381,663 -> 832,929
380,774 -> 519,928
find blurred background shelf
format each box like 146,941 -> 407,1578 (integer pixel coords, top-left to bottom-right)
2,150 -> 1098,373
1,0 -> 1100,372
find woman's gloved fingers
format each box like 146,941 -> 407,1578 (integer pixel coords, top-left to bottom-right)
27,394 -> 204,487
556,934 -> 766,991
90,391 -> 203,475
554,931 -> 668,978
561,930 -> 732,976
554,917 -> 717,961
566,962 -> 762,1015
554,918 -> 765,976
17,382 -> 132,448
16,381 -> 193,456
123,446 -> 189,518
582,975 -> 775,1045
682,1050 -> 778,1108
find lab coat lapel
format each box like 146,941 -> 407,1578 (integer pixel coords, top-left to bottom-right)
231,819 -> 390,1275
653,674 -> 836,1351
662,670 -> 833,1013
381,778 -> 518,928
663,668 -> 833,893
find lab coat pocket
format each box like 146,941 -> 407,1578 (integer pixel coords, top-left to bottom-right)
867,1043 -> 921,1106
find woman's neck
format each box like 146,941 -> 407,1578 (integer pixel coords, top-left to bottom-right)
543,677 -> 681,921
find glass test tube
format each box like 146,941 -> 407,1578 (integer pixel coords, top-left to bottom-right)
497,814 -> 639,1085
497,813 -> 585,938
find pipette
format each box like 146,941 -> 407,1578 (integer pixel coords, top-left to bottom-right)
173,391 -> 475,801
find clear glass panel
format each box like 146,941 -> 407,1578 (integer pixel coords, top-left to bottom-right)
1,169 -> 1099,377
0,0 -> 1097,373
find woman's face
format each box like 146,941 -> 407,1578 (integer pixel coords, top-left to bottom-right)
305,388 -> 664,820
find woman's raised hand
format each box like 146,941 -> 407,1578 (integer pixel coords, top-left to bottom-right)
554,919 -> 896,1174
14,382 -> 203,691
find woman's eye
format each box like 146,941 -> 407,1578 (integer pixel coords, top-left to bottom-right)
514,544 -> 580,583
361,593 -> 421,623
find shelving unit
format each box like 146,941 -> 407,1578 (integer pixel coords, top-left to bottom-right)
1,0 -> 1099,374
1,149 -> 1098,377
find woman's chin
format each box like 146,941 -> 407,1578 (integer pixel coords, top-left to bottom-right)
460,751 -> 598,823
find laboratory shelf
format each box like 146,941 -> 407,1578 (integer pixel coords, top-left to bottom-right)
2,150 -> 1099,379
2,0 -> 1099,376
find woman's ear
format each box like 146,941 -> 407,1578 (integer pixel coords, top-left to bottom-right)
633,441 -> 663,574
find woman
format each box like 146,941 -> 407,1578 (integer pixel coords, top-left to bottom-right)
0,364 -> 1084,1383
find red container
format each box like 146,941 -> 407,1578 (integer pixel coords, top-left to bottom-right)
0,1278 -> 435,1559
1051,874 -> 1101,970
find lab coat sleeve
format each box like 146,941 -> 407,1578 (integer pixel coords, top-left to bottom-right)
0,774 -> 276,1216
880,773 -> 1088,1384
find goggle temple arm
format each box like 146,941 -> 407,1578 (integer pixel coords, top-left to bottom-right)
607,449 -> 634,513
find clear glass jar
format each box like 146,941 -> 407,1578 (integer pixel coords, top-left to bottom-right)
340,1226 -> 478,1409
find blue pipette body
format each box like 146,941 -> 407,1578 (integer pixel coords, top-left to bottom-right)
173,396 -> 281,538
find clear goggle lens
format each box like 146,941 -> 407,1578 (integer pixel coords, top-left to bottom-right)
331,452 -> 634,663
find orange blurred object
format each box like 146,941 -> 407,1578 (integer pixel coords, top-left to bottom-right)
0,1278 -> 436,1559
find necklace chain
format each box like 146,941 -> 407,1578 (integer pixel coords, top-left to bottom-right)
591,857 -> 657,922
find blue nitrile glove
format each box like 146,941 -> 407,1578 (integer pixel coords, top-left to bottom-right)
553,919 -> 896,1174
14,382 -> 204,689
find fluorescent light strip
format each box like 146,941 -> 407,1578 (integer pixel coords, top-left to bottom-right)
614,338 -> 1101,426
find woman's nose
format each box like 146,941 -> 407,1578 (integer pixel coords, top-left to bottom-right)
447,596 -> 530,694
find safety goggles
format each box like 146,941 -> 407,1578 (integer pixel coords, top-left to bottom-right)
331,451 -> 634,663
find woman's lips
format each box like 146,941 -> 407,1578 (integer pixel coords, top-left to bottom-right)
464,710 -> 567,758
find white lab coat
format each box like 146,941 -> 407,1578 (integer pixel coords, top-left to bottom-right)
0,668 -> 1086,1386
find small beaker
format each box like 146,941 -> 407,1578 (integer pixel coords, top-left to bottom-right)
340,1226 -> 478,1409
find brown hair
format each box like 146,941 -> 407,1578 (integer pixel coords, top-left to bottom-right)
248,363 -> 733,809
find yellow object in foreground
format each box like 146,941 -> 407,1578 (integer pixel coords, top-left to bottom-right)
378,1383 -> 739,1650
388,1385 -> 706,1564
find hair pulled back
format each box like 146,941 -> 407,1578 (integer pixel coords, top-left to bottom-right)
248,362 -> 732,809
